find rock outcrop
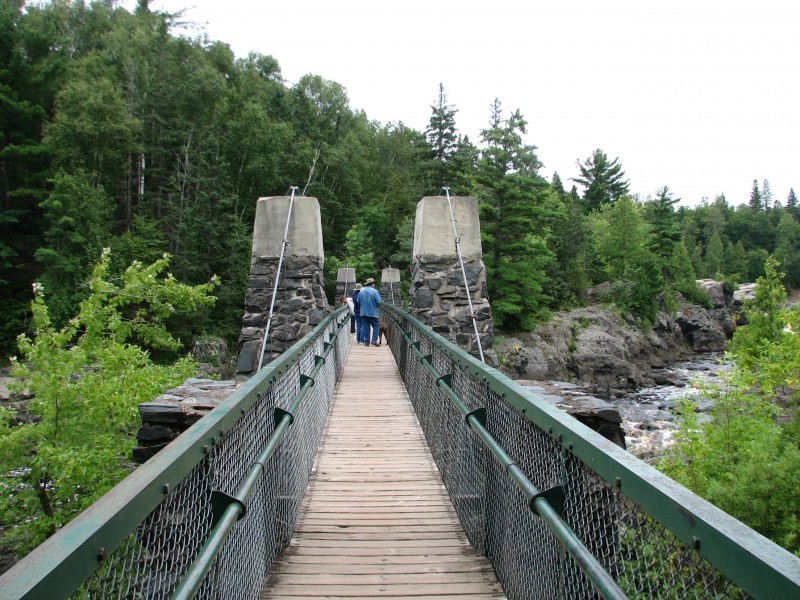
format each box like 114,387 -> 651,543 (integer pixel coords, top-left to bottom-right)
133,378 -> 240,463
496,281 -> 740,394
517,380 -> 626,449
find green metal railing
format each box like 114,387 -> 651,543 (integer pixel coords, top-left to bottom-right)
382,304 -> 800,600
0,307 -> 351,600
4,303 -> 800,599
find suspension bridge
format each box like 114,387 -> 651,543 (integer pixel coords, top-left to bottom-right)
1,194 -> 799,599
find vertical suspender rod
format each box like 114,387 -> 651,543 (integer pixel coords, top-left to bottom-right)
257,186 -> 298,370
443,188 -> 485,363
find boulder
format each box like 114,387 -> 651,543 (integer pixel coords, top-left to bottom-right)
733,283 -> 757,308
696,279 -> 727,308
517,380 -> 626,448
675,305 -> 727,351
134,378 -> 240,463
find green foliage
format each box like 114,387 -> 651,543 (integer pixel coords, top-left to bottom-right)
660,258 -> 800,554
669,241 -> 711,308
572,149 -> 630,211
478,100 -> 553,330
550,183 -> 594,305
35,170 -> 114,325
0,251 -> 216,556
774,213 -> 800,288
660,378 -> 800,554
591,197 -> 663,323
729,256 -> 788,372
644,186 -> 682,263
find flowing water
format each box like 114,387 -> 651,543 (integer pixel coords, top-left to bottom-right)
610,353 -> 730,460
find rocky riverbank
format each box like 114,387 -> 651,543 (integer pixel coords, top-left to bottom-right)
495,280 -> 742,395
494,280 -> 746,459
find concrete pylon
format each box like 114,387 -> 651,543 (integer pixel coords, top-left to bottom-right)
380,267 -> 402,307
337,268 -> 357,298
410,196 -> 495,363
236,196 -> 328,376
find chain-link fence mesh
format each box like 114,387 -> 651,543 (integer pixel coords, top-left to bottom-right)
385,307 -> 748,600
10,305 -> 797,599
64,311 -> 350,600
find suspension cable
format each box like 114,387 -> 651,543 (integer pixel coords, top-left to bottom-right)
442,187 -> 485,363
257,186 -> 298,370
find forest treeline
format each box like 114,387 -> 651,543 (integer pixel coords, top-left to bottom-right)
3,0 -> 800,360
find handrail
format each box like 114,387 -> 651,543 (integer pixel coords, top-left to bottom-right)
0,306 -> 350,600
392,317 -> 625,599
382,304 -> 800,600
172,318 -> 346,598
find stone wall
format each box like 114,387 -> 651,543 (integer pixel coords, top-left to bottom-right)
410,196 -> 495,362
236,255 -> 328,374
410,256 -> 494,358
236,196 -> 328,376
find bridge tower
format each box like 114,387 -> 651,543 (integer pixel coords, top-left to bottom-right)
380,267 -> 402,306
410,195 -> 496,363
236,196 -> 328,376
336,267 -> 357,298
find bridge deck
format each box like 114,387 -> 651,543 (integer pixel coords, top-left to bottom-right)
261,340 -> 505,599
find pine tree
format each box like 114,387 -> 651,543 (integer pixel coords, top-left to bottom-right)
592,197 -> 660,323
572,149 -> 630,211
645,186 -> 682,281
425,83 -> 458,192
787,188 -> 798,219
705,231 -> 725,278
749,179 -> 763,212
669,241 -> 709,306
478,99 -> 552,330
551,183 -> 593,303
762,179 -> 773,212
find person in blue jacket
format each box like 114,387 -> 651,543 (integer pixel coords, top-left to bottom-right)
357,278 -> 382,346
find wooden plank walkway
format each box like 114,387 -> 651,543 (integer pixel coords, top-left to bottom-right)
261,339 -> 506,599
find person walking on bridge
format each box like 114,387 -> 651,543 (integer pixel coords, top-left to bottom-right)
340,294 -> 355,334
351,283 -> 363,343
358,278 -> 382,346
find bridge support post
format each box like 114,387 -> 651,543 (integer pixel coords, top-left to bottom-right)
380,267 -> 402,307
410,196 -> 496,364
336,267 -> 357,298
237,196 -> 328,376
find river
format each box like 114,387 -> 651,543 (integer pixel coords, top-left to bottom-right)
613,353 -> 730,460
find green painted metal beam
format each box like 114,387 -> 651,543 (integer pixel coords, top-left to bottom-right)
0,307 -> 350,600
382,304 -> 800,599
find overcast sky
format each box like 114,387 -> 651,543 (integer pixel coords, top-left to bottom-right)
128,0 -> 799,207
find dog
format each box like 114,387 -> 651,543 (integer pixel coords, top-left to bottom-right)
378,321 -> 389,346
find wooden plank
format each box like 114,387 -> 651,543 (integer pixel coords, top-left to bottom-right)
266,572 -> 498,585
262,583 -> 505,597
275,554 -> 488,566
261,341 -> 505,599
267,596 -> 506,600
271,562 -> 492,575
